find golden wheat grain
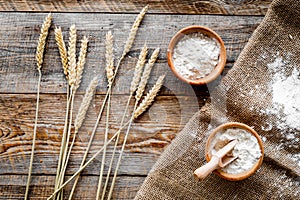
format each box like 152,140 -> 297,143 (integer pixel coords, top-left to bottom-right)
67,25 -> 77,87
121,5 -> 148,58
36,13 -> 52,70
135,48 -> 159,102
130,44 -> 148,94
134,75 -> 165,119
75,77 -> 98,133
105,31 -> 114,86
55,27 -> 69,79
74,36 -> 89,90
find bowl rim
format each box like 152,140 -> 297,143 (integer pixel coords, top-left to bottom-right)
205,122 -> 264,181
167,25 -> 226,85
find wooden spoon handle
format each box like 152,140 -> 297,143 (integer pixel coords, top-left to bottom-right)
193,156 -> 219,180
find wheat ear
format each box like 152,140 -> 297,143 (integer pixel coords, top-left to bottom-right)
54,27 -> 69,79
101,45 -> 148,199
36,13 -> 52,70
135,48 -> 159,102
74,36 -> 89,91
122,5 -> 148,58
75,77 -> 98,133
25,13 -> 52,200
130,44 -> 148,94
105,31 -> 114,86
134,75 -> 165,119
107,75 -> 164,199
67,25 -> 77,88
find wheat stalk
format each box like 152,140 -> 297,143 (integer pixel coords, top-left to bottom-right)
74,36 -> 89,91
105,31 -> 114,86
25,13 -> 52,200
96,31 -> 115,200
107,75 -> 164,199
67,25 -> 77,87
122,5 -> 148,58
101,45 -> 148,199
134,75 -> 165,119
135,48 -> 159,102
54,27 -> 69,79
54,27 -> 71,198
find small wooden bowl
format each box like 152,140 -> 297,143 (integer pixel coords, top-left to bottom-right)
167,25 -> 226,85
205,122 -> 264,181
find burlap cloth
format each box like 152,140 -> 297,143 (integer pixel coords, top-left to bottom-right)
135,0 -> 300,199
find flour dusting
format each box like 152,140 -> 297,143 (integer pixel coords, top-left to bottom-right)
259,55 -> 300,166
172,32 -> 220,80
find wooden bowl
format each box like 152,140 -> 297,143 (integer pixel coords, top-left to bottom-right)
167,25 -> 226,85
205,122 -> 264,181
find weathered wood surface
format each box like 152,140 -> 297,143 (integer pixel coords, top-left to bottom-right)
0,0 -> 271,15
0,13 -> 262,94
0,175 -> 143,199
0,94 -> 200,175
0,6 -> 265,199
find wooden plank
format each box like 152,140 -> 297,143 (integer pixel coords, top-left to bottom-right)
0,94 -> 200,175
0,0 -> 271,15
0,174 -> 144,199
0,13 -> 262,94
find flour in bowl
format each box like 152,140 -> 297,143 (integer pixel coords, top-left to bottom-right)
172,32 -> 220,80
210,128 -> 262,174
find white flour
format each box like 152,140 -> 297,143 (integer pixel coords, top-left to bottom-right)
210,128 -> 262,174
259,56 -> 300,153
172,33 -> 220,80
267,57 -> 300,131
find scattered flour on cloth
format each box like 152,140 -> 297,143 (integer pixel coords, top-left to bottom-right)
261,56 -> 300,166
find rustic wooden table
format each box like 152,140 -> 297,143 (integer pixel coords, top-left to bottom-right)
0,1 -> 272,199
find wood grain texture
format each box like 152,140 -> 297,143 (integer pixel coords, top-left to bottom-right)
0,0 -> 271,15
0,175 -> 143,199
0,94 -> 200,175
0,13 -> 262,94
0,9 -> 266,199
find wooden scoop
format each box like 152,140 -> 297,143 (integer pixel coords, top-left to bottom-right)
194,140 -> 238,180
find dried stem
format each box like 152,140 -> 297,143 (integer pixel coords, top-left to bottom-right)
96,90 -> 111,200
58,78 -> 98,195
25,13 -> 52,200
48,103 -> 155,200
135,48 -> 160,102
107,75 -> 165,199
54,85 -> 70,194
